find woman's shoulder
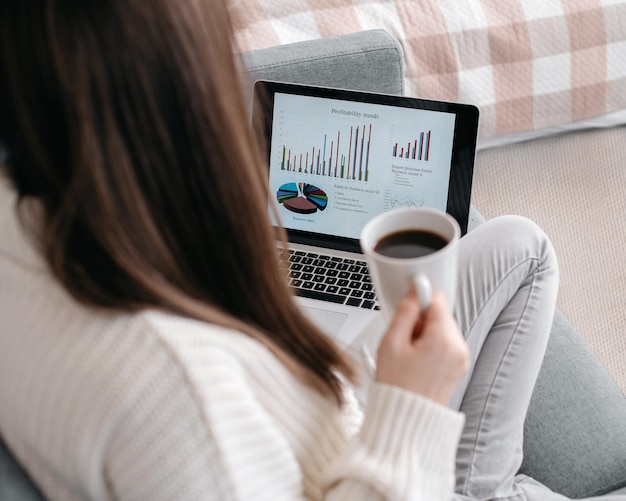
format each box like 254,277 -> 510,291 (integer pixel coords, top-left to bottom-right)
139,309 -> 278,371
138,309 -> 313,399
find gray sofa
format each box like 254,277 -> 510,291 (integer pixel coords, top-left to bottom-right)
2,29 -> 625,500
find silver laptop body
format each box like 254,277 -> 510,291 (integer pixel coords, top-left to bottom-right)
253,81 -> 479,348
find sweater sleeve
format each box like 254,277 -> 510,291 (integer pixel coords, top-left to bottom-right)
323,383 -> 465,500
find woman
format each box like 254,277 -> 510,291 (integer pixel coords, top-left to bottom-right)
0,1 -> 607,500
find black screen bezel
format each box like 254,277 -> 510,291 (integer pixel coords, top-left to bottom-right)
253,80 -> 479,253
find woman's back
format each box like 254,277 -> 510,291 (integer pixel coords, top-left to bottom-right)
0,175 -> 369,500
0,174 -> 363,499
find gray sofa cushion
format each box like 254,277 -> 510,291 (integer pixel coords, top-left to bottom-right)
238,28 -> 405,115
521,310 -> 626,497
0,438 -> 44,501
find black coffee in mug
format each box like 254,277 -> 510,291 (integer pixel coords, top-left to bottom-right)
374,229 -> 448,259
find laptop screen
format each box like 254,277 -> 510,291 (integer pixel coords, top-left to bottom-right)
253,81 -> 479,252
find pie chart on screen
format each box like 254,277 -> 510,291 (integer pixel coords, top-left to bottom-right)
276,182 -> 328,214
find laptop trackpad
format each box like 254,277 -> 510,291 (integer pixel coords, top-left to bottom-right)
300,306 -> 348,338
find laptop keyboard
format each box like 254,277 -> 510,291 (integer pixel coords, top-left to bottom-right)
279,249 -> 380,310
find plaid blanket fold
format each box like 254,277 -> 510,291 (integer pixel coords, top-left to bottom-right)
228,0 -> 626,138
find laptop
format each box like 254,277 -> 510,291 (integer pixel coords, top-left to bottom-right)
252,80 -> 479,348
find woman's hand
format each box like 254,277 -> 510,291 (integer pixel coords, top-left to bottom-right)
375,289 -> 470,406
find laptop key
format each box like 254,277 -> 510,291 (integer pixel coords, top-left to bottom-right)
346,297 -> 362,307
302,281 -> 314,289
294,288 -> 347,304
361,300 -> 376,309
314,283 -> 327,291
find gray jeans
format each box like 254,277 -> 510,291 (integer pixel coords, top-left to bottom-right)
450,216 -> 624,501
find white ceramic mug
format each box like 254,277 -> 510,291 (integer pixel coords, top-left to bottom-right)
360,207 -> 460,320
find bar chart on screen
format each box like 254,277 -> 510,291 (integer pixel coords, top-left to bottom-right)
389,125 -> 432,162
275,111 -> 374,182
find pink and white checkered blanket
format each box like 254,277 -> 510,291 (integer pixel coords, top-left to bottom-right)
228,0 -> 626,138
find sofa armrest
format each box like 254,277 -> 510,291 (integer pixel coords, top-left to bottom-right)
520,311 -> 626,498
238,29 -> 404,114
0,437 -> 45,501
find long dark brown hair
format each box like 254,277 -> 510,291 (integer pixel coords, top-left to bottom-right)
0,0 -> 354,402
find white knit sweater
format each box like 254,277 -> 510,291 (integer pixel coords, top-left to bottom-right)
0,179 -> 464,500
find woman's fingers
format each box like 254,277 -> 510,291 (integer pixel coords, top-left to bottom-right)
379,287 -> 421,350
376,289 -> 469,405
